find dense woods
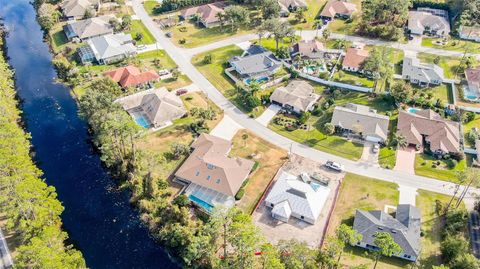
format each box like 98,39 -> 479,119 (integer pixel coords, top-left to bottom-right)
0,29 -> 86,268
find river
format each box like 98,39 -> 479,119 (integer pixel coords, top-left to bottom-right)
0,1 -> 178,268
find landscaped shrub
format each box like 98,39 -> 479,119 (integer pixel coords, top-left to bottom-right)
179,38 -> 186,44
448,159 -> 458,169
252,161 -> 260,172
235,188 -> 245,200
179,26 -> 187,32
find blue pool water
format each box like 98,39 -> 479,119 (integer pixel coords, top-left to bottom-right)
407,107 -> 420,114
466,95 -> 478,100
310,182 -> 321,191
245,76 -> 269,85
189,195 -> 214,212
135,116 -> 150,128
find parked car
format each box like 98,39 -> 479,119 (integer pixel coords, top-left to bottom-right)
325,161 -> 344,172
408,35 -> 414,41
137,44 -> 147,50
165,32 -> 172,38
176,89 -> 188,96
372,144 -> 380,153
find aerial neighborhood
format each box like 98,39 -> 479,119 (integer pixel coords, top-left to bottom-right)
4,0 -> 480,268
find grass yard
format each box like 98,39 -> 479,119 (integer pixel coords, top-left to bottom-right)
463,114 -> 480,147
332,70 -> 375,88
379,146 -> 397,169
422,37 -> 480,53
430,83 -> 453,104
230,130 -> 288,214
136,49 -> 177,69
256,36 -> 301,52
129,20 -> 156,45
325,173 -> 457,268
414,153 -> 466,183
143,1 -> 159,16
289,0 -> 327,29
326,0 -> 362,35
417,53 -> 463,80
155,74 -> 192,91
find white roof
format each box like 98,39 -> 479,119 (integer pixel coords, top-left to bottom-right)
87,33 -> 136,61
271,200 -> 292,220
402,56 -> 444,84
264,170 -> 330,222
408,10 -> 450,35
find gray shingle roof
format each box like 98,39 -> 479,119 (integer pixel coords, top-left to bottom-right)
229,46 -> 281,77
87,33 -> 136,61
353,204 -> 421,257
65,15 -> 114,40
402,56 -> 444,84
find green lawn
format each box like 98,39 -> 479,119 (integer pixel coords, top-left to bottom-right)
422,37 -> 480,53
326,0 -> 362,35
430,83 -> 453,104
379,146 -> 397,169
326,173 -> 459,268
137,49 -> 177,69
143,1 -> 159,16
417,53 -> 463,79
290,0 -> 327,29
332,70 -> 375,88
463,114 -> 480,147
257,36 -> 300,52
129,20 -> 156,45
415,153 -> 467,183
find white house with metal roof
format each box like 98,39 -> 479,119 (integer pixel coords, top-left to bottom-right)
264,170 -> 330,224
78,33 -> 137,64
402,56 -> 444,86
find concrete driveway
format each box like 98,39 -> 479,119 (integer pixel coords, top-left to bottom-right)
393,147 -> 416,174
360,142 -> 379,165
210,115 -> 243,140
398,185 -> 418,206
256,104 -> 280,126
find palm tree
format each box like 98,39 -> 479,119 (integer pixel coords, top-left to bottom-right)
392,133 -> 408,149
313,20 -> 323,38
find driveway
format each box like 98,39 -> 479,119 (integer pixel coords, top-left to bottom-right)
393,147 -> 416,174
398,185 -> 418,206
255,104 -> 280,126
359,142 -> 379,165
210,115 -> 243,140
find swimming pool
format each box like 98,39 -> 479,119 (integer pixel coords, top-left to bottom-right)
245,76 -> 269,85
463,87 -> 480,102
310,181 -> 321,192
407,107 -> 420,114
189,195 -> 214,212
134,116 -> 150,129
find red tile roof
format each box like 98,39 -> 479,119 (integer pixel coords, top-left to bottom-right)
104,65 -> 159,88
342,48 -> 369,70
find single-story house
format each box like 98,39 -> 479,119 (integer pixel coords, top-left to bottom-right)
78,33 -> 137,65
179,2 -> 227,28
264,170 -> 330,224
341,47 -> 369,73
459,26 -> 480,43
104,65 -> 159,88
290,39 -> 326,59
408,8 -> 450,37
228,45 -> 282,81
278,0 -> 307,17
63,15 -> 114,41
115,87 -> 186,129
353,204 -> 421,262
402,56 -> 444,86
175,133 -> 255,209
60,0 -> 98,20
320,0 -> 357,21
397,109 -> 461,155
465,67 -> 480,96
270,80 -> 320,114
331,103 -> 390,143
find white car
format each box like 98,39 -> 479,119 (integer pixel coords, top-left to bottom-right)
372,144 -> 380,153
325,161 -> 344,172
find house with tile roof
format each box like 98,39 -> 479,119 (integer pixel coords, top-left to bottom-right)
179,2 -> 228,28
397,109 -> 461,155
104,65 -> 159,88
459,26 -> 480,43
465,68 -> 480,100
264,170 -> 330,224
64,15 -> 114,41
60,0 -> 98,20
78,33 -> 136,65
115,87 -> 186,129
175,134 -> 254,209
402,56 -> 444,86
408,8 -> 450,37
331,103 -> 390,143
320,0 -> 357,21
270,80 -> 320,114
290,39 -> 326,59
353,204 -> 421,262
342,47 -> 369,73
277,0 -> 307,17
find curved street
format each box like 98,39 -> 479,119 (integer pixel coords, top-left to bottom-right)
131,0 -> 479,199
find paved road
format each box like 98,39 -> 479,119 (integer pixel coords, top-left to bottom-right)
0,229 -> 13,269
132,0 -> 480,199
185,29 -> 480,60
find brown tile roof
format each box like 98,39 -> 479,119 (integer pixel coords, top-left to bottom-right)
270,80 -> 320,112
397,110 -> 461,153
104,65 -> 159,88
175,134 -> 255,197
466,68 -> 480,89
180,2 -> 227,25
291,39 -> 325,59
320,0 -> 357,18
342,48 -> 369,70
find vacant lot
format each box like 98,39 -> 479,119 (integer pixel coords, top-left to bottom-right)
230,130 -> 288,214
129,20 -> 156,45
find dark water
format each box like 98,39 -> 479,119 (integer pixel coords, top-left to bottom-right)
0,1 -> 178,268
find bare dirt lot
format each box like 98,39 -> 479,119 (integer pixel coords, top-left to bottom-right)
252,154 -> 344,247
